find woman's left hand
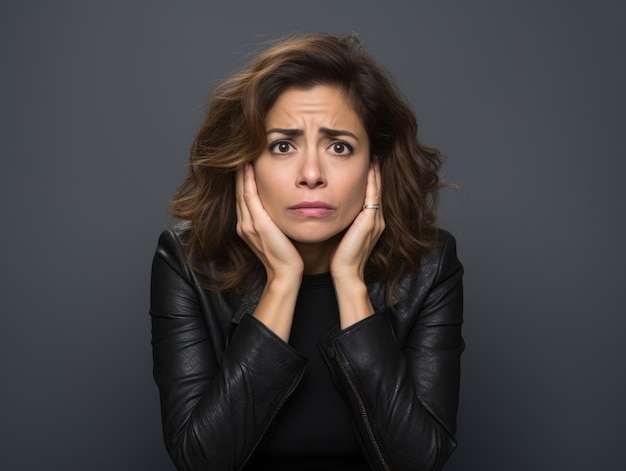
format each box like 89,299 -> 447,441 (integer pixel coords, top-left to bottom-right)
331,163 -> 385,281
331,163 -> 385,328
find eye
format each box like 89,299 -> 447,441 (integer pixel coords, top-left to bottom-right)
328,141 -> 354,156
269,140 -> 295,155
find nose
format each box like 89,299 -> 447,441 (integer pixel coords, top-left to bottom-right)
296,148 -> 326,188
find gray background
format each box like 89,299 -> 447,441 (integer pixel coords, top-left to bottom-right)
1,1 -> 624,470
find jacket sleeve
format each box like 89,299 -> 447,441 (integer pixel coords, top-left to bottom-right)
150,228 -> 307,471
319,236 -> 464,471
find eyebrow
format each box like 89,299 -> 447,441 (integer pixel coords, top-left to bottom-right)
266,127 -> 360,142
266,128 -> 303,137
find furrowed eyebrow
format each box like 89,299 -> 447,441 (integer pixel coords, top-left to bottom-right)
266,127 -> 359,142
319,127 -> 359,142
266,128 -> 304,137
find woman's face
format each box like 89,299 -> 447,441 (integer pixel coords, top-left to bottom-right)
254,84 -> 370,245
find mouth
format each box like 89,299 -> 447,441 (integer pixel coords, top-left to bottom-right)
288,201 -> 335,217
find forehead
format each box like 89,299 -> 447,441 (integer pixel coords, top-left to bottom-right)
265,85 -> 362,128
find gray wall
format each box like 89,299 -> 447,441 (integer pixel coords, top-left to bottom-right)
2,1 -> 624,470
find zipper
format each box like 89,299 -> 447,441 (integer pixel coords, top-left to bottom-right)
334,351 -> 390,471
237,366 -> 306,471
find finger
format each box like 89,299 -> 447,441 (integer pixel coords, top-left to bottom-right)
362,165 -> 380,212
375,164 -> 385,234
368,163 -> 384,236
374,162 -> 382,198
236,166 -> 244,209
235,166 -> 246,236
243,163 -> 270,220
238,164 -> 257,236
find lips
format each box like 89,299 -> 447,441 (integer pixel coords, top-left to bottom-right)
288,201 -> 335,217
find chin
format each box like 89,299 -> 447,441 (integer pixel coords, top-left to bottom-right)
285,226 -> 346,246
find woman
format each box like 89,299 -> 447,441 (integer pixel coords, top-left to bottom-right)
151,33 -> 463,471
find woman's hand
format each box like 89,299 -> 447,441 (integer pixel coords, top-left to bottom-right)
330,163 -> 385,281
330,164 -> 385,328
236,163 -> 303,341
236,163 -> 304,281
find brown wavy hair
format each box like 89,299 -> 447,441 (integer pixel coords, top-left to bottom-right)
172,32 -> 445,301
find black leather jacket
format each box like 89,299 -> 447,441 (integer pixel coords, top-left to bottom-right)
150,223 -> 464,471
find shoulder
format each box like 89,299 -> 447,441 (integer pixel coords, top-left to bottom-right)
153,221 -> 194,277
369,229 -> 462,310
157,220 -> 191,249
419,229 -> 462,280
154,221 -> 234,297
394,230 -> 462,307
155,220 -> 191,256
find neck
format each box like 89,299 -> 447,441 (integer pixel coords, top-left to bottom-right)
292,234 -> 341,275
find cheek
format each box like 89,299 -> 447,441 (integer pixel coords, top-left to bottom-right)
255,180 -> 277,214
344,171 -> 369,214
252,162 -> 278,209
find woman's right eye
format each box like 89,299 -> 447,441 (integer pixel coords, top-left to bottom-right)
269,140 -> 295,154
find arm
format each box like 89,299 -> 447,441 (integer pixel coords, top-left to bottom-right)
235,163 -> 304,342
331,164 -> 384,329
150,229 -> 307,471
321,236 -> 464,471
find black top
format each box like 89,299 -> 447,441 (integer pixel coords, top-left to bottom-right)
248,273 -> 370,470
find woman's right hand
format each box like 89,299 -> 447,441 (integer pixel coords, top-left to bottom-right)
236,163 -> 304,281
236,163 -> 303,341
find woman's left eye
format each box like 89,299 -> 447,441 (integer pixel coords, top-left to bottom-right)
329,142 -> 354,156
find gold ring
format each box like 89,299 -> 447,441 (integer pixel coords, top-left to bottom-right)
362,203 -> 380,210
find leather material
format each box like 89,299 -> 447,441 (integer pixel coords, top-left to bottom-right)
150,222 -> 464,471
